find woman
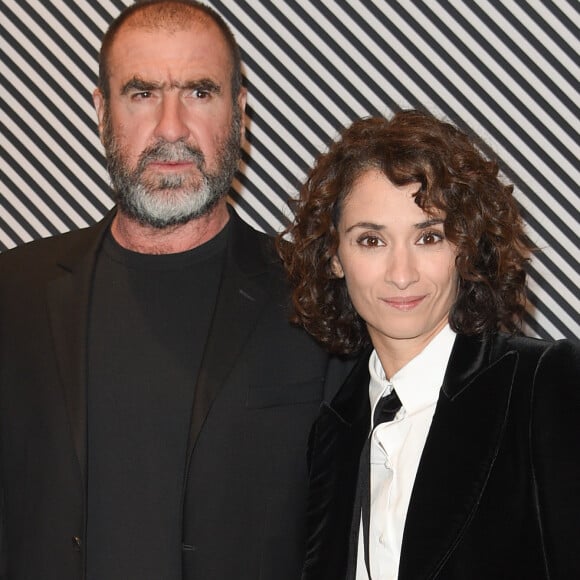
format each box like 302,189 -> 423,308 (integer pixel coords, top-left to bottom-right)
278,110 -> 579,580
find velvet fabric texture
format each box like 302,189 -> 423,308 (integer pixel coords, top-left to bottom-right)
302,333 -> 580,580
0,207 -> 352,580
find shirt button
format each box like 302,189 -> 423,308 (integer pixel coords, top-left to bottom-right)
379,534 -> 387,545
72,536 -> 82,551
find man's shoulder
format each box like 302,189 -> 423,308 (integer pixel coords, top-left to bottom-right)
0,219 -> 107,281
228,208 -> 283,272
229,209 -> 273,244
2,225 -> 92,257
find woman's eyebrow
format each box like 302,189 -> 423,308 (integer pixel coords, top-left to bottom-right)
345,222 -> 385,233
414,218 -> 444,229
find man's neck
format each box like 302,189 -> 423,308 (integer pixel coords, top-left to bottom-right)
110,202 -> 230,255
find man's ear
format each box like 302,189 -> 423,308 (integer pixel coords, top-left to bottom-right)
331,255 -> 344,278
93,88 -> 106,144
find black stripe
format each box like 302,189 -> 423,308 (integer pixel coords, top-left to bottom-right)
466,1 -> 579,117
23,2 -> 100,87
0,133 -> 76,234
1,24 -> 102,154
511,0 -> 580,70
1,0 -> 577,340
229,190 -> 277,235
439,1 -> 577,166
2,4 -> 97,116
526,286 -> 572,340
61,0 -> 113,43
528,259 -> 578,325
389,2 -> 578,195
377,2 -> 579,252
1,109 -> 109,227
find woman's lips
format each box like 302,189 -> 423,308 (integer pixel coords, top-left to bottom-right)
381,296 -> 426,311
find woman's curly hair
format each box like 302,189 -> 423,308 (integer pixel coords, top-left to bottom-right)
277,109 -> 536,355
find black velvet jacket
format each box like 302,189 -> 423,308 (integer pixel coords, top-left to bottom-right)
302,332 -> 580,580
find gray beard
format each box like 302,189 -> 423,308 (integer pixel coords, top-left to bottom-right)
103,109 -> 241,229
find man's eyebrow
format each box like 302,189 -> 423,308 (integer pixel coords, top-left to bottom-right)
176,79 -> 221,94
120,77 -> 162,95
120,77 -> 222,95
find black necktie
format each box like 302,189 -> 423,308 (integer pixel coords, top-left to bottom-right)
373,389 -> 402,426
352,389 -> 402,579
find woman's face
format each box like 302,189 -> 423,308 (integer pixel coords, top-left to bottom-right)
332,169 -> 458,362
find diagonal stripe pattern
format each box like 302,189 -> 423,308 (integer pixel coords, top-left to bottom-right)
1,0 -> 578,340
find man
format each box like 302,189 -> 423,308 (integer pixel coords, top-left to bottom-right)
0,2 -> 349,579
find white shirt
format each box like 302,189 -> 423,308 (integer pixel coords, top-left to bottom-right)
355,324 -> 456,580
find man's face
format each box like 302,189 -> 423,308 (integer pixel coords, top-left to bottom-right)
93,19 -> 246,228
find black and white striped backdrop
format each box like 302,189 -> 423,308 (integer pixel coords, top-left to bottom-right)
1,1 -> 578,340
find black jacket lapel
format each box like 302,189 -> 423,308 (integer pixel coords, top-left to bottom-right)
399,334 -> 517,579
46,212 -> 114,487
186,211 -> 272,458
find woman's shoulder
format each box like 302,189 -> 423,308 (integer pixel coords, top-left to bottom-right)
497,332 -> 579,361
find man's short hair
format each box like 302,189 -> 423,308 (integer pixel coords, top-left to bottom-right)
98,0 -> 243,102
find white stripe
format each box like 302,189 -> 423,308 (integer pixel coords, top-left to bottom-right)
58,3 -> 114,46
1,159 -> 71,233
453,0 -> 579,136
524,0 -> 580,57
527,272 -> 579,340
529,254 -> 580,317
481,0 -> 580,110
1,0 -> 577,340
366,2 -> 579,237
396,2 -> 578,183
233,159 -> 289,225
516,190 -> 578,269
0,194 -> 40,248
4,94 -> 111,222
4,5 -> 98,118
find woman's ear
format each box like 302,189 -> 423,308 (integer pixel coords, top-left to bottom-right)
331,255 -> 345,278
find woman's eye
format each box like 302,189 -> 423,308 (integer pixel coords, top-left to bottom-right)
358,235 -> 384,247
418,231 -> 443,245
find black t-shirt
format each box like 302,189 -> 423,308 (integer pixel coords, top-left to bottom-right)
86,224 -> 228,580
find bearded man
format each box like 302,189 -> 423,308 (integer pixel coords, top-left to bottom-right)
0,2 -> 350,579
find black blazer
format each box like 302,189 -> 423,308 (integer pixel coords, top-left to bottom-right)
302,332 -> 580,580
0,208 -> 350,580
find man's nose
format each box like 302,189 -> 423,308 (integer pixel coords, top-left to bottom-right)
154,94 -> 190,143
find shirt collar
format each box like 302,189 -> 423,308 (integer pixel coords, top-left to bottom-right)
369,324 -> 456,420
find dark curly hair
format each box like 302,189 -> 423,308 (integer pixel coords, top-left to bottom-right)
277,109 -> 536,355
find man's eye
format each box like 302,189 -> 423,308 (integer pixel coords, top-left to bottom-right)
194,89 -> 210,99
132,91 -> 152,100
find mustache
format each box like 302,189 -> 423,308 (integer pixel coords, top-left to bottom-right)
137,141 -> 205,170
